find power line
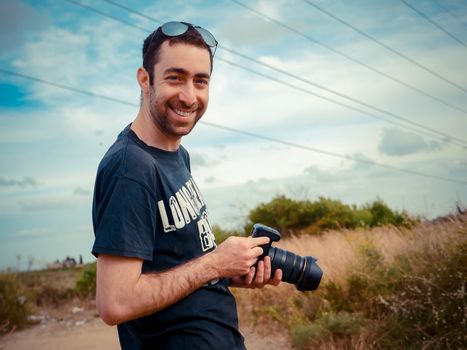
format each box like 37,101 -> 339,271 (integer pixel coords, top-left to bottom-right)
399,0 -> 467,49
219,47 -> 467,147
303,0 -> 467,94
71,0 -> 467,147
0,68 -> 136,108
67,0 -> 149,32
102,0 -> 163,25
433,0 -> 467,28
1,67 -> 466,186
230,0 -> 467,116
216,56 -> 456,143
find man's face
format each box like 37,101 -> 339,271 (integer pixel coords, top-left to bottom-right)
147,41 -> 211,140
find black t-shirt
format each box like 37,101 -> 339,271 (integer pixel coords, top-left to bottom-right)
92,125 -> 245,350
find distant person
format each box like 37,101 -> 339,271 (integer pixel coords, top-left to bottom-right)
91,21 -> 282,349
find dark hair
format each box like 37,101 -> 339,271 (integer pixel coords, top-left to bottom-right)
142,26 -> 214,85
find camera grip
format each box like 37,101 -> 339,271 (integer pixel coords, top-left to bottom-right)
251,223 -> 281,260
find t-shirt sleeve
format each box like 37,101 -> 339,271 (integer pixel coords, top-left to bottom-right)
92,176 -> 157,261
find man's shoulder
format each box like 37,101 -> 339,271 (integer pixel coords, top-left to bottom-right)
98,126 -> 157,182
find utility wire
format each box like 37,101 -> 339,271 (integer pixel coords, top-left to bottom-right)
73,0 -> 467,147
231,0 -> 467,116
218,48 -> 467,147
0,68 -> 137,108
1,67 -> 466,186
303,0 -> 467,94
433,0 -> 467,28
103,0 -> 163,25
216,56 -> 454,143
399,0 -> 467,49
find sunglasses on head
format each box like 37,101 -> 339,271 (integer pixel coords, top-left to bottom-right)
146,21 -> 218,58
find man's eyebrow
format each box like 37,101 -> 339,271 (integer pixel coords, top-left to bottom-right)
163,67 -> 210,79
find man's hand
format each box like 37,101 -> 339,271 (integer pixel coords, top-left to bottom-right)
210,236 -> 282,288
210,236 -> 269,278
229,256 -> 282,288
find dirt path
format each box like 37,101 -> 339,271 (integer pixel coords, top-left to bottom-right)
0,317 -> 119,350
0,319 -> 290,350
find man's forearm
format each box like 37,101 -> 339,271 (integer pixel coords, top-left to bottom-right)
97,252 -> 219,325
97,236 -> 269,325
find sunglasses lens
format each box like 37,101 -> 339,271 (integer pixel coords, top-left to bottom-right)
159,21 -> 217,55
161,21 -> 189,36
195,27 -> 218,48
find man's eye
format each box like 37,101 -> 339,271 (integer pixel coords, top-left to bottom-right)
167,76 -> 181,81
195,79 -> 208,86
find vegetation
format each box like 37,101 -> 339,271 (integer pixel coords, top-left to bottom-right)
0,272 -> 30,333
1,196 -> 464,350
0,264 -> 96,334
234,213 -> 467,349
245,195 -> 416,237
75,263 -> 97,297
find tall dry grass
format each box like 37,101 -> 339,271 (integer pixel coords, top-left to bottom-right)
234,214 -> 467,349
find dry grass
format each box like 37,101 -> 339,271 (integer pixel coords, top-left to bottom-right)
234,213 -> 467,349
273,215 -> 465,287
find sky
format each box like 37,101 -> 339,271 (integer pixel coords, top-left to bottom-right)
1,0 -> 467,270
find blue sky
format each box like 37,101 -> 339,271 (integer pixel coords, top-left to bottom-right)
1,0 -> 467,270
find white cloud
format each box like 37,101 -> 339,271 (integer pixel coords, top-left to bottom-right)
0,176 -> 37,188
378,127 -> 443,156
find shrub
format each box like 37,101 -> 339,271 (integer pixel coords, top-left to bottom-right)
244,195 -> 416,237
364,198 -> 414,228
33,285 -> 75,307
246,195 -> 318,234
75,263 -> 96,297
318,311 -> 364,336
375,240 -> 467,349
290,322 -> 325,350
0,272 -> 30,333
212,225 -> 242,244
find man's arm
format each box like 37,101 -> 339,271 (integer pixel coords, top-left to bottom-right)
96,236 -> 270,325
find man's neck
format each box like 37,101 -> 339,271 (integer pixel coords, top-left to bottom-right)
131,110 -> 181,152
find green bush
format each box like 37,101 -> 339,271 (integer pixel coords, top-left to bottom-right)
75,263 -> 96,297
244,195 -> 416,237
0,272 -> 30,333
290,322 -> 324,350
289,312 -> 364,349
318,311 -> 364,336
246,195 -> 319,234
212,224 -> 242,244
364,198 -> 414,228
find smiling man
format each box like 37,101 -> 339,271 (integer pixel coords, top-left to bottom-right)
91,22 -> 282,349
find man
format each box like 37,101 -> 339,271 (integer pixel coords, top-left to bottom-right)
92,21 -> 282,349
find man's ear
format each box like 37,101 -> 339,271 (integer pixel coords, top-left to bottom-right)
137,67 -> 150,93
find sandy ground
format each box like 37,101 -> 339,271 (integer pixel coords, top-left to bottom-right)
0,317 -> 119,350
0,306 -> 290,350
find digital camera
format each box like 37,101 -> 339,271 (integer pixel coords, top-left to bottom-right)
252,223 -> 322,291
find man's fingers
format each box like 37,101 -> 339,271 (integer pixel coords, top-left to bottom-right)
254,260 -> 264,284
270,269 -> 282,286
263,256 -> 272,279
250,236 -> 270,247
250,246 -> 264,259
245,267 -> 255,285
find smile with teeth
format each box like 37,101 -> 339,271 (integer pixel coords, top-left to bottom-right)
172,108 -> 195,117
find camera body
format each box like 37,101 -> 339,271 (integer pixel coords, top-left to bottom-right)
251,223 -> 322,291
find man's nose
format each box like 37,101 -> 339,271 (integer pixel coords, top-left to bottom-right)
178,83 -> 196,107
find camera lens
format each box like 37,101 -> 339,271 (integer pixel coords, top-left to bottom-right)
268,247 -> 322,291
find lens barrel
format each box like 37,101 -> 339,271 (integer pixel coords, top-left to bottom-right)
268,247 -> 322,291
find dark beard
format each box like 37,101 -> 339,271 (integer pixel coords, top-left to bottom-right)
147,89 -> 200,138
